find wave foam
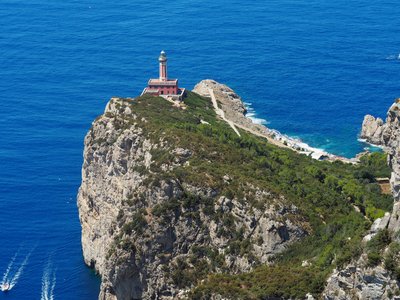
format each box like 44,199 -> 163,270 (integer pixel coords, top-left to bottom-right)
41,259 -> 56,300
244,103 -> 269,125
9,249 -> 33,289
1,250 -> 19,288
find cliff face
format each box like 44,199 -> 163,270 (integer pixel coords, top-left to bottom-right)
322,100 -> 400,299
79,82 -> 395,299
78,92 -> 308,299
361,99 -> 400,232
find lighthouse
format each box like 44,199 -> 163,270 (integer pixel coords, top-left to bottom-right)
159,50 -> 167,81
141,51 -> 185,101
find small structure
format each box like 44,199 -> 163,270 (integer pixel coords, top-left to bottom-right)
376,177 -> 391,195
141,51 -> 185,101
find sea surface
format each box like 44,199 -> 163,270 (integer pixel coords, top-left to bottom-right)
1,0 -> 400,298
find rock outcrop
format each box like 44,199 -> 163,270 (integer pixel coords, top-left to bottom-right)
193,80 -> 247,122
324,255 -> 400,300
360,99 -> 400,232
78,93 -> 308,299
323,215 -> 400,300
360,115 -> 386,146
193,80 -> 269,136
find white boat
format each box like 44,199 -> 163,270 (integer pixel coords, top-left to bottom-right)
1,282 -> 10,292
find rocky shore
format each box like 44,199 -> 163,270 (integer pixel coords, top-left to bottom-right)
194,80 -> 358,163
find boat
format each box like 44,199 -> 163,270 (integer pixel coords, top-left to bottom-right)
1,282 -> 10,292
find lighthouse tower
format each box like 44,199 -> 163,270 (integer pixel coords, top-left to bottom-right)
159,50 -> 167,81
141,50 -> 185,101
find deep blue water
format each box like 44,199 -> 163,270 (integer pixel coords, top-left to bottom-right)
1,1 -> 400,298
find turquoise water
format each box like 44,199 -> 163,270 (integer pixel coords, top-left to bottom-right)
1,1 -> 399,298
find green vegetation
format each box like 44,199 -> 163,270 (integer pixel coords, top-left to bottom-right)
366,229 -> 391,267
104,92 -> 393,298
384,242 -> 400,280
121,211 -> 148,235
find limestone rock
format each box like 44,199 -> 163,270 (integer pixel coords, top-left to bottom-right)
193,79 -> 247,119
325,99 -> 400,299
323,256 -> 400,300
360,115 -> 385,145
358,99 -> 400,236
78,96 -> 309,300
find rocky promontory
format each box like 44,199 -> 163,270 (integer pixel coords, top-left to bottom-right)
78,90 -> 308,299
78,81 -> 395,299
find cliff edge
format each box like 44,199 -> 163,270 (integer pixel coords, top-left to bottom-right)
360,99 -> 400,231
322,99 -> 400,299
78,82 -> 393,299
78,91 -> 308,299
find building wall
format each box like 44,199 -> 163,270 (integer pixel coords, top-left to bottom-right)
149,85 -> 178,95
159,63 -> 167,81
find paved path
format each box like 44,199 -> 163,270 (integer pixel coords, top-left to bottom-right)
208,88 -> 241,137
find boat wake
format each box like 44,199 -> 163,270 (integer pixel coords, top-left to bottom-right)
385,54 -> 400,60
1,250 -> 19,290
8,249 -> 33,290
1,247 -> 34,291
41,259 -> 56,300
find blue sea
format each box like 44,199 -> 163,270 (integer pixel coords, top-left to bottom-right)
1,0 -> 399,298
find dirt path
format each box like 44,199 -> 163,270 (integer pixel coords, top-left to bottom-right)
208,88 -> 241,137
207,88 -> 355,163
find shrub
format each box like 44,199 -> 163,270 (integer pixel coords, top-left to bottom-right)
367,251 -> 381,267
367,229 -> 391,253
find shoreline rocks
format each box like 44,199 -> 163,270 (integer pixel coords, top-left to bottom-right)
360,115 -> 386,146
194,79 -> 357,163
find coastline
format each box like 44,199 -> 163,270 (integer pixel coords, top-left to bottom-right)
243,102 -> 340,160
193,80 -> 362,164
357,137 -> 386,150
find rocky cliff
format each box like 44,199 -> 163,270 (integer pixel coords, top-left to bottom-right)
322,99 -> 400,299
79,82 -> 394,299
361,99 -> 400,232
78,91 -> 308,299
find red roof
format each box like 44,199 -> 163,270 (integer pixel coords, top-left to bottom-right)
148,79 -> 178,86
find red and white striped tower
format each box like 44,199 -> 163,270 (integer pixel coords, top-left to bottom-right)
159,50 -> 167,81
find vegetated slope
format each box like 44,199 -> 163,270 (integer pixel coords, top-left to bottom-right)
321,99 -> 400,300
78,91 -> 391,299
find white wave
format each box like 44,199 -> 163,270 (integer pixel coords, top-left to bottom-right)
1,250 -> 19,287
41,260 -> 56,300
269,129 -> 332,160
249,116 -> 268,125
241,97 -> 353,161
357,138 -> 385,149
9,249 -> 33,289
243,101 -> 269,125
